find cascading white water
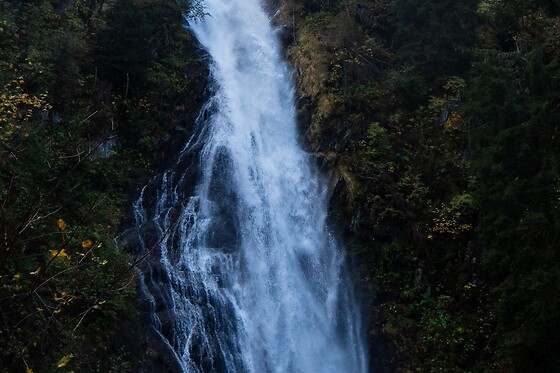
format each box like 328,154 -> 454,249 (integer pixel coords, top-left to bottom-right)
131,0 -> 368,371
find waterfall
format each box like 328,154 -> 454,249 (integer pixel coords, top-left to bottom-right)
130,0 -> 368,371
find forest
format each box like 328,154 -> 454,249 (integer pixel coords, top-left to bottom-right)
1,0 -> 559,372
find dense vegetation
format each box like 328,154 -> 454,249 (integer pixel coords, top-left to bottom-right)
2,0 -> 559,371
0,0 -> 206,371
280,0 -> 560,371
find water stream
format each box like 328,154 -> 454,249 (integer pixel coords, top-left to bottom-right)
131,0 -> 368,371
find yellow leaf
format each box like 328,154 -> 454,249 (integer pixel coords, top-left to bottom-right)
56,218 -> 67,231
29,267 -> 41,275
13,272 -> 21,280
56,354 -> 73,368
99,259 -> 108,265
81,239 -> 93,248
54,291 -> 68,301
50,249 -> 70,260
26,367 -> 33,373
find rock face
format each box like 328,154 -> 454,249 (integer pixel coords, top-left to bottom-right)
113,33 -> 210,373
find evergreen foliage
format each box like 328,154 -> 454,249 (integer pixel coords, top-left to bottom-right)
0,0 -> 206,371
285,0 -> 560,370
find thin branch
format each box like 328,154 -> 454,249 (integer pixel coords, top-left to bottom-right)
72,308 -> 92,331
80,110 -> 98,124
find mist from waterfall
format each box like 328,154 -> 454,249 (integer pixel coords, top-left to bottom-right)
131,0 -> 368,371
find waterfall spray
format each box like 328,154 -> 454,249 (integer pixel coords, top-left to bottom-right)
131,0 -> 368,371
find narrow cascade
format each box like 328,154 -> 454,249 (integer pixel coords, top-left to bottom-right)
130,0 -> 368,371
